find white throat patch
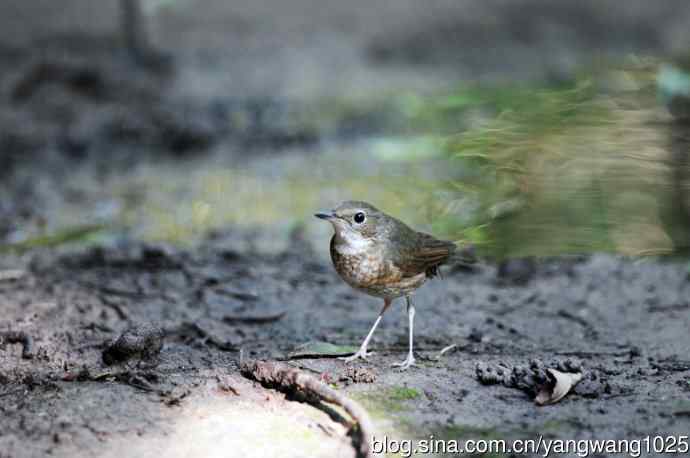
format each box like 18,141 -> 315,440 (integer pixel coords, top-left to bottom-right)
335,229 -> 373,255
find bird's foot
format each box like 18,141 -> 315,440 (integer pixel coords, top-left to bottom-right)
340,349 -> 371,363
392,354 -> 416,370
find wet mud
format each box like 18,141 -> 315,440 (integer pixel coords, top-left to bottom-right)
0,240 -> 688,456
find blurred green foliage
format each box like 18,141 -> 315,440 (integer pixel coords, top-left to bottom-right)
440,80 -> 611,256
14,59 -> 686,261
0,224 -> 106,254
414,61 -> 688,258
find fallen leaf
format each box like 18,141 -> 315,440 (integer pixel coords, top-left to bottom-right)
535,368 -> 583,405
288,341 -> 358,359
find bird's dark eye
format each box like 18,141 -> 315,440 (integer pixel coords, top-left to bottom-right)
353,212 -> 366,224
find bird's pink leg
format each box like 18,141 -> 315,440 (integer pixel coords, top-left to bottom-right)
341,298 -> 392,362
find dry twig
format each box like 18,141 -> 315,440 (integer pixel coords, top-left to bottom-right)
241,359 -> 375,458
435,344 -> 457,360
223,311 -> 286,325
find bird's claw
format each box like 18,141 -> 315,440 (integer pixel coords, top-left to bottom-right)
392,355 -> 416,370
340,349 -> 371,363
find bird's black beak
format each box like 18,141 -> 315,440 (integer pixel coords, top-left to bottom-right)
314,212 -> 335,220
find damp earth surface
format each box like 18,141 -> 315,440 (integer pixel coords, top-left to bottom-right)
1,1 -> 690,457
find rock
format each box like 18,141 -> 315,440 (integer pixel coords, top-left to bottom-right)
102,324 -> 164,365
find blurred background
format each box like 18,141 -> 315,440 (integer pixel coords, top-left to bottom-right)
3,0 -> 690,259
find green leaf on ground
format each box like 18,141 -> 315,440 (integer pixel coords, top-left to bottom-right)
287,341 -> 358,359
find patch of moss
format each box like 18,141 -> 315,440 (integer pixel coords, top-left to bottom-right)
352,386 -> 421,415
388,386 -> 421,401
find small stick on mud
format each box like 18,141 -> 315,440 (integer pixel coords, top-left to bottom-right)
241,359 -> 375,458
1,331 -> 34,359
223,311 -> 286,325
435,343 -> 457,360
648,303 -> 690,313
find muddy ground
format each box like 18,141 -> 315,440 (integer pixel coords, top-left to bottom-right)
1,1 -> 690,457
0,240 -> 689,457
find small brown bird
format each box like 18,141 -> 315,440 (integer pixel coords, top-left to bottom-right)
316,201 -> 465,369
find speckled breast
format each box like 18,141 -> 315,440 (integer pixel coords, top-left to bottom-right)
330,238 -> 427,299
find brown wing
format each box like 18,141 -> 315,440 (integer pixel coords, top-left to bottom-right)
392,231 -> 456,279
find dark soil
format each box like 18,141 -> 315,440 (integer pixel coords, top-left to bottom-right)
2,2 -> 690,457
1,239 -> 688,456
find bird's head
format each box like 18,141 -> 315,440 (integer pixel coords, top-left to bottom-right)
315,201 -> 386,245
